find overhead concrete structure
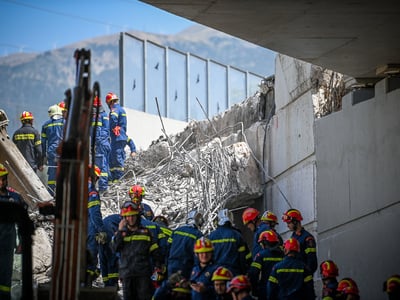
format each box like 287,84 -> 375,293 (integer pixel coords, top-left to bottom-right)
141,0 -> 400,82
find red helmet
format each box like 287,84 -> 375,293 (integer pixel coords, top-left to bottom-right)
212,266 -> 233,281
0,163 -> 9,177
384,274 -> 400,293
242,208 -> 260,225
261,210 -> 278,223
258,230 -> 279,243
20,111 -> 34,122
105,92 -> 118,105
89,165 -> 101,178
120,201 -> 140,217
337,278 -> 359,296
282,208 -> 303,223
93,95 -> 102,107
58,101 -> 67,111
227,275 -> 251,293
194,237 -> 214,253
320,260 -> 339,279
283,238 -> 300,253
129,185 -> 145,199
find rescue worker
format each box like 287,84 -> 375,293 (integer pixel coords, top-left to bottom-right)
212,266 -> 234,300
12,111 -> 43,172
190,237 -> 218,300
167,209 -> 204,278
99,213 -> 121,287
336,278 -> 360,300
105,92 -> 127,183
209,208 -> 251,276
282,208 -> 318,274
267,238 -> 315,300
41,104 -> 64,196
86,165 -> 107,286
112,201 -> 163,300
152,271 -> 192,300
320,259 -> 339,300
241,207 -> 269,257
383,274 -> 400,300
248,230 -> 284,300
91,94 -> 111,192
260,210 -> 283,245
227,275 -> 255,300
0,163 -> 27,300
129,184 -> 154,221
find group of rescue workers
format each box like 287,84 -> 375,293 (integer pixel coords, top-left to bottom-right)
11,91 -> 136,197
2,91 -> 399,300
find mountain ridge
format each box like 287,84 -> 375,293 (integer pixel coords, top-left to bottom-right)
0,24 -> 275,135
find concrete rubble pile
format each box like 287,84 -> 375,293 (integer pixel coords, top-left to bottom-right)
29,81 -> 274,283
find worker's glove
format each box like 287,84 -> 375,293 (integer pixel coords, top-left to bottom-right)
95,231 -> 108,244
112,126 -> 121,136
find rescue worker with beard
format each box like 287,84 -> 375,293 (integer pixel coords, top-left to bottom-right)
282,208 -> 317,274
112,201 -> 163,300
212,266 -> 234,300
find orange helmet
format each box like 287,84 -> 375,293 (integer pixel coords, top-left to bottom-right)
212,266 -> 233,281
242,208 -> 260,225
283,238 -> 300,253
320,260 -> 339,279
282,208 -> 303,223
20,111 -> 34,122
194,237 -> 214,253
258,230 -> 279,243
227,275 -> 251,293
337,278 -> 359,296
120,201 -> 140,217
129,184 -> 145,199
384,274 -> 400,293
93,95 -> 102,107
105,92 -> 118,105
261,210 -> 278,223
0,163 -> 9,177
58,101 -> 67,111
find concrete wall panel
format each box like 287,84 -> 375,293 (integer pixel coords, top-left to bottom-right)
275,55 -> 312,110
266,160 -> 316,234
269,90 -> 315,177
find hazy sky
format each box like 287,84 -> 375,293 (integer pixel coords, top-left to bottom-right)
0,0 -> 194,56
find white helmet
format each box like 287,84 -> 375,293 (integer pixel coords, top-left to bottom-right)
217,208 -> 234,226
186,209 -> 204,228
48,104 -> 63,118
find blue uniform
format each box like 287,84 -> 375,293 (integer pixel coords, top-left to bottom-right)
190,261 -> 218,300
87,182 -> 105,278
99,214 -> 121,287
109,103 -> 127,182
142,202 -> 155,221
13,123 -> 43,172
208,224 -> 251,276
41,116 -> 64,196
248,245 -> 284,300
291,228 -> 317,274
141,217 -> 168,264
267,255 -> 315,300
91,108 -> 111,191
0,187 -> 27,300
167,224 -> 203,278
127,136 -> 136,154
